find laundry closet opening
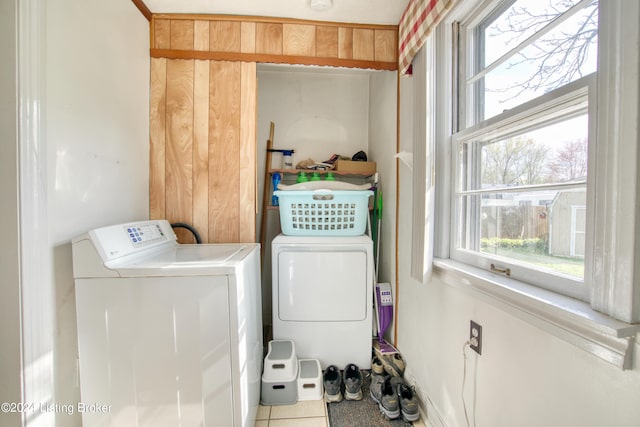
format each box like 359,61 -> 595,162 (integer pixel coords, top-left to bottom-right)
256,63 -> 397,335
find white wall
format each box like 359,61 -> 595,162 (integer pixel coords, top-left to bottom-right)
46,1 -> 150,425
0,1 -> 22,425
389,74 -> 640,427
257,65 -> 371,172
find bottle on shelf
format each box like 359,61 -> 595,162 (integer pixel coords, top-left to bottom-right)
310,172 -> 321,181
296,172 -> 308,183
282,150 -> 294,169
271,172 -> 282,206
325,172 -> 335,181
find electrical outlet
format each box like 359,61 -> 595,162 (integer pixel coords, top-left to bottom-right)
470,320 -> 482,355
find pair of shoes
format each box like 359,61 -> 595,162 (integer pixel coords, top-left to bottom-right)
383,352 -> 406,377
323,363 -> 363,403
370,373 -> 401,419
373,348 -> 406,377
370,374 -> 419,421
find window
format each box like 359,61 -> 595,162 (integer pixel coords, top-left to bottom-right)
426,0 -> 639,365
452,0 -> 598,300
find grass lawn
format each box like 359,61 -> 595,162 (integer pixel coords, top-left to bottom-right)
482,247 -> 584,278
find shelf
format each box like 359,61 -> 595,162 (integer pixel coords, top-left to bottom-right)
269,168 -> 375,177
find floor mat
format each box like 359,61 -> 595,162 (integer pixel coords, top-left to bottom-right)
326,372 -> 415,427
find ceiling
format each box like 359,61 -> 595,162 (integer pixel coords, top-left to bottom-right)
143,0 -> 410,25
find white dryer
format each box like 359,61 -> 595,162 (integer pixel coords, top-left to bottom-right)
72,220 -> 262,427
272,234 -> 373,369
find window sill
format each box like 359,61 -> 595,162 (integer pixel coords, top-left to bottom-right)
432,258 -> 639,370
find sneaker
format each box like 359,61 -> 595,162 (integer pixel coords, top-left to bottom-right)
383,352 -> 406,377
389,375 -> 405,392
369,373 -> 387,404
397,383 -> 420,422
372,356 -> 385,375
390,353 -> 406,375
323,365 -> 343,403
378,376 -> 400,419
343,363 -> 363,401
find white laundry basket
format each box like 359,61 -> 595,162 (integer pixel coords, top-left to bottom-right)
274,189 -> 373,236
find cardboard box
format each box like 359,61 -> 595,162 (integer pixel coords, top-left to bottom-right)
335,160 -> 377,174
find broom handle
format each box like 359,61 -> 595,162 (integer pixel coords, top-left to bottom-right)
259,122 -> 275,268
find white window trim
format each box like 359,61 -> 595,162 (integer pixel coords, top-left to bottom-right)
586,0 -> 640,324
410,37 -> 437,283
431,0 -> 640,369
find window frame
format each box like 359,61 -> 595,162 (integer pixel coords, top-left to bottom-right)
451,0 -> 598,301
428,0 -> 640,369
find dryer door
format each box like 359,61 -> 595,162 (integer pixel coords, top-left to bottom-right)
277,249 -> 367,321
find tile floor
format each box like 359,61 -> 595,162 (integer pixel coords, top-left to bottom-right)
255,400 -> 328,427
254,400 -> 428,427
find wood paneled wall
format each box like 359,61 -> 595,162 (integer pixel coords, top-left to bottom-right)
150,58 -> 256,243
149,14 -> 398,244
151,15 -> 398,71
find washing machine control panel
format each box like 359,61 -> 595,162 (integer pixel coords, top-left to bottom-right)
124,223 -> 167,246
88,220 -> 177,263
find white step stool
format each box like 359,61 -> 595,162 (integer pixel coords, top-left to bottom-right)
263,340 -> 297,380
297,359 -> 323,401
261,340 -> 298,406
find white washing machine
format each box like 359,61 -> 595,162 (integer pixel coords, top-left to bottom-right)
272,234 -> 373,369
72,220 -> 262,427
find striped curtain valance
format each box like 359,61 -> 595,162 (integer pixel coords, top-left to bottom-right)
398,0 -> 456,75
